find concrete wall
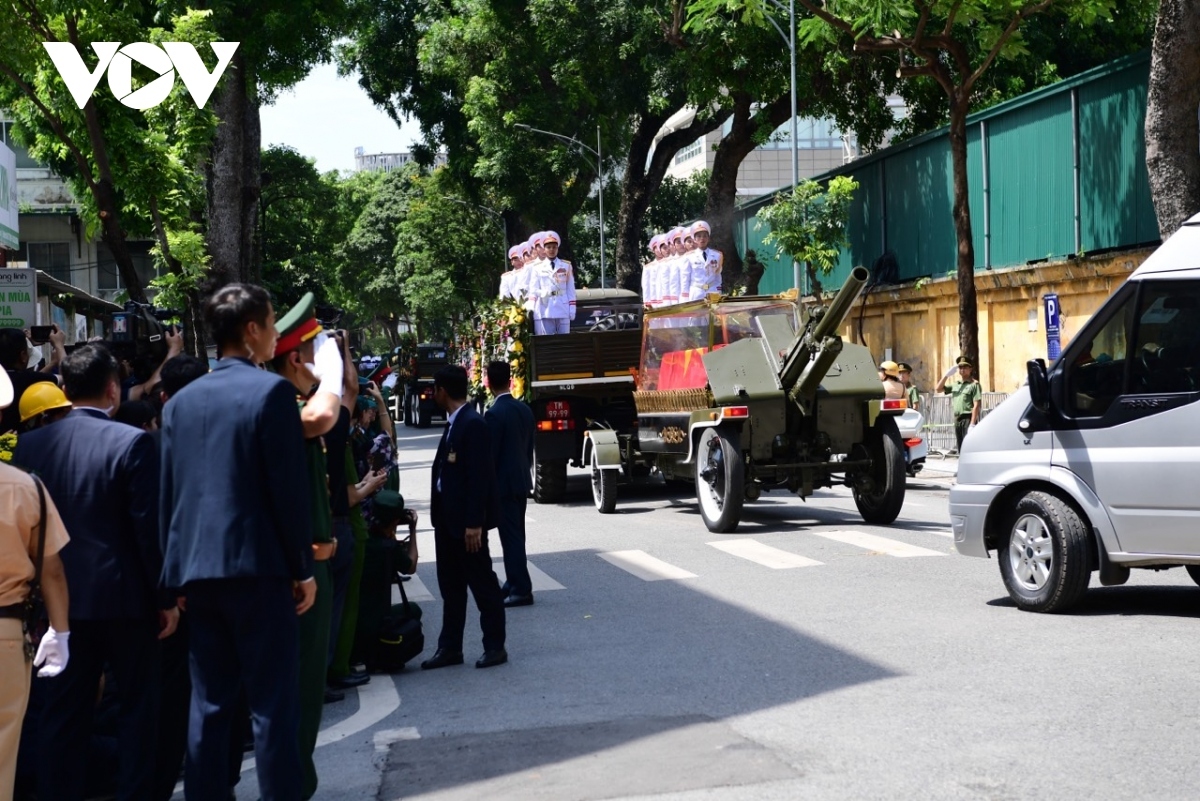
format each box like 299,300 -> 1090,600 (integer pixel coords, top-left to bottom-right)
839,249 -> 1152,394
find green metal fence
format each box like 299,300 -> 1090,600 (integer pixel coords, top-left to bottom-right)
735,51 -> 1158,295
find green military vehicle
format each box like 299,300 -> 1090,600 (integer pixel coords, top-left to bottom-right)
585,266 -> 908,532
526,288 -> 643,503
398,342 -> 450,428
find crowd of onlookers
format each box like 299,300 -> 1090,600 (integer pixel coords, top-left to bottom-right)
0,296 -> 417,801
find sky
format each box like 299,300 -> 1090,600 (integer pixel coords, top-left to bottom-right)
259,61 -> 423,174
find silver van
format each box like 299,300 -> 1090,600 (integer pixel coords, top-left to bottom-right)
950,213 -> 1200,612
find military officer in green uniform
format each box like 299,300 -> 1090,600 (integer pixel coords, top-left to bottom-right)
269,292 -> 345,800
936,356 -> 981,454
898,362 -> 920,411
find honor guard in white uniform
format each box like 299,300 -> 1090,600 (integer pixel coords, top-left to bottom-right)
642,235 -> 661,308
530,230 -> 576,334
687,220 -> 723,300
661,227 -> 686,308
500,245 -> 523,299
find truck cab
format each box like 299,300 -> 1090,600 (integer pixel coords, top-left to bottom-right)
951,213 -> 1200,612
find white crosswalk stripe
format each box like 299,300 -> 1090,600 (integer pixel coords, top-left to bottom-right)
599,550 -> 698,581
707,539 -> 823,569
805,529 -> 947,558
493,561 -> 566,591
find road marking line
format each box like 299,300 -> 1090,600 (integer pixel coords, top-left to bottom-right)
492,561 -> 566,591
599,550 -> 698,581
237,675 -> 401,774
392,574 -> 434,603
374,727 -> 421,754
808,530 -> 946,558
707,539 -> 823,569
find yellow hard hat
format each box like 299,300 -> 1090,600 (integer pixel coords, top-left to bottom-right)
879,360 -> 900,379
19,381 -> 71,423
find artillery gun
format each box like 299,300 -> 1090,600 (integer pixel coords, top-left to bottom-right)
585,266 -> 908,531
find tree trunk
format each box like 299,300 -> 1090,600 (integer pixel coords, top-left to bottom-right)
703,93 -> 791,287
948,93 -> 979,368
1146,0 -> 1200,239
615,105 -> 729,291
206,50 -> 262,289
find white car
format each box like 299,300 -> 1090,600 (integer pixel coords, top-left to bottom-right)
951,213 -> 1200,612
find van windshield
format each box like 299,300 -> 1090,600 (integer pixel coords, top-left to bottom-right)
1066,281 -> 1200,416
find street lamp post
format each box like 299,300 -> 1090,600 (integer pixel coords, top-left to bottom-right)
513,123 -> 606,288
762,0 -> 801,294
441,196 -> 506,268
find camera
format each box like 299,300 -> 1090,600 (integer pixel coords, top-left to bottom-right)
111,301 -> 182,363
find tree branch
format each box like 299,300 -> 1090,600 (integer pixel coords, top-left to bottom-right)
942,0 -> 965,37
0,61 -> 97,194
795,0 -> 857,37
965,0 -> 1053,91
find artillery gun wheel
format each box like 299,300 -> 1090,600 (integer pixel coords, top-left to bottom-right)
591,451 -> 618,514
852,417 -> 906,525
533,453 -> 567,504
695,425 -> 744,533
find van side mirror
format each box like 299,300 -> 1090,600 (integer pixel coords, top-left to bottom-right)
1027,359 -> 1050,412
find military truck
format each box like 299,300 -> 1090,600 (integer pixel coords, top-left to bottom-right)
585,266 -> 908,531
527,288 -> 643,503
398,342 -> 450,428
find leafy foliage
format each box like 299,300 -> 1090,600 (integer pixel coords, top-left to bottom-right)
756,176 -> 859,283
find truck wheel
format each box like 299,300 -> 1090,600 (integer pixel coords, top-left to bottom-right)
414,401 -> 431,429
998,491 -> 1092,613
694,426 -> 744,533
402,395 -> 413,427
852,418 -> 906,525
591,451 -> 618,514
532,454 -> 567,504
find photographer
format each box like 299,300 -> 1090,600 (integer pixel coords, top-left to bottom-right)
121,327 -> 183,403
0,327 -> 62,435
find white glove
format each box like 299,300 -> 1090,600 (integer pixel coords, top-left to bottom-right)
943,364 -> 959,380
34,627 -> 70,678
967,423 -> 977,434
310,333 -> 344,398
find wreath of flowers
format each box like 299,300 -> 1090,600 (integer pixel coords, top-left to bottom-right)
458,298 -> 532,403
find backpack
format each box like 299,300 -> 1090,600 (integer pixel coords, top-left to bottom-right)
369,576 -> 424,672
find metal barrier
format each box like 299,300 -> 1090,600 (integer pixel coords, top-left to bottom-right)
918,391 -> 1010,456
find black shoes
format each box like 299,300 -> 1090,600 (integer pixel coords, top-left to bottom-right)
475,649 -> 508,669
420,649 -> 465,670
503,594 -> 534,607
323,689 -> 345,704
329,671 -> 370,689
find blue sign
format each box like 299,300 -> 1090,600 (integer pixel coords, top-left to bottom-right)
1044,293 -> 1061,361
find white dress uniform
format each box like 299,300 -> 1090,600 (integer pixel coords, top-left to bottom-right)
499,270 -> 514,299
642,258 -> 658,307
532,257 -> 576,334
687,248 -> 724,301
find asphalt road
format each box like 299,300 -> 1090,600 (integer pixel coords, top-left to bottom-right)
225,424 -> 1200,801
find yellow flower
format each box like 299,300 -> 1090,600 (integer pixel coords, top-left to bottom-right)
510,340 -> 524,354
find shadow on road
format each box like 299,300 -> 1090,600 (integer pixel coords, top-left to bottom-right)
987,585 -> 1200,618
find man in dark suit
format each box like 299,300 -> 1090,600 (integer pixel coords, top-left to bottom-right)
160,283 -> 316,801
484,360 -> 536,607
422,365 -> 508,670
15,344 -> 179,801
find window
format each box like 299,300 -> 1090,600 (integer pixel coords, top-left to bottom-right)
97,242 -> 157,291
757,116 -> 851,151
1066,281 -> 1200,417
26,242 -> 70,283
675,137 -> 704,165
1,121 -> 42,168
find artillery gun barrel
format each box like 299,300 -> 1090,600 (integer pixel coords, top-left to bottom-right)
779,266 -> 871,393
810,265 -> 870,343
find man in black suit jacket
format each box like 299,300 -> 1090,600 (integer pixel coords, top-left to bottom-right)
484,360 -> 536,606
160,284 -> 316,801
16,344 -> 179,801
422,365 -> 508,670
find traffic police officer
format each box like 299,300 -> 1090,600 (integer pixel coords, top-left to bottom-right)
936,356 -> 982,454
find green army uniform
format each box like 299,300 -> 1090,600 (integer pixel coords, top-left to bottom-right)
944,358 -> 982,453
330,448 -> 369,678
274,293 -> 334,801
906,384 -> 920,410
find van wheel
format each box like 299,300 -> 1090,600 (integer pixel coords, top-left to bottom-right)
852,417 -> 906,524
1185,566 -> 1200,587
998,491 -> 1092,613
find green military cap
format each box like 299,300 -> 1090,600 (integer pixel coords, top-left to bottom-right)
956,356 -> 973,368
274,292 -> 322,357
356,395 -> 377,412
372,490 -> 406,524
897,362 -> 913,373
